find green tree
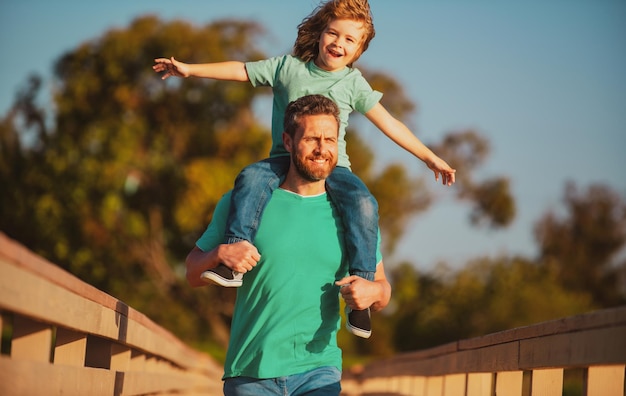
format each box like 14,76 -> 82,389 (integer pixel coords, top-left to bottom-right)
0,14 -> 516,358
430,130 -> 516,228
1,75 -> 54,258
1,16 -> 271,347
389,257 -> 593,351
534,182 -> 626,306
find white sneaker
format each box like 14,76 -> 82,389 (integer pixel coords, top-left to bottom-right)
201,264 -> 243,287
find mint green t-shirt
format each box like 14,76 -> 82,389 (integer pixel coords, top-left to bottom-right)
245,55 -> 383,168
196,189 -> 382,379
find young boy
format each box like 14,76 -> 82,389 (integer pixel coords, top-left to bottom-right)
154,0 -> 455,339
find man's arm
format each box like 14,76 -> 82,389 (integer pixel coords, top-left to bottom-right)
335,261 -> 391,312
371,262 -> 392,312
185,242 -> 260,288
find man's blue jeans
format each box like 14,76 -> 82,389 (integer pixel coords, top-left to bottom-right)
224,157 -> 378,280
223,366 -> 342,396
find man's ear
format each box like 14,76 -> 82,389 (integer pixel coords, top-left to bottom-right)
282,132 -> 293,153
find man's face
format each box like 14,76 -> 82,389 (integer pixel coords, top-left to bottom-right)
288,114 -> 339,182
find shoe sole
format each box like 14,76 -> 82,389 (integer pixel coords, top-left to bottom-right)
346,322 -> 372,339
201,271 -> 243,287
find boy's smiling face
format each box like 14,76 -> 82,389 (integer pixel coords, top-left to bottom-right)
315,18 -> 365,72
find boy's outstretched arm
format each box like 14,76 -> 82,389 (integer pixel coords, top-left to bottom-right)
153,57 -> 249,82
365,102 -> 456,186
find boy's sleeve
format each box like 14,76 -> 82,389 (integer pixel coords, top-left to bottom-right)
195,191 -> 232,252
352,72 -> 383,114
245,55 -> 286,88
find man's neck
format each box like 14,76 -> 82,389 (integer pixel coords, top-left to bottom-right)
279,177 -> 327,197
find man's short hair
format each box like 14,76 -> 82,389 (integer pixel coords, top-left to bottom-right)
284,95 -> 341,137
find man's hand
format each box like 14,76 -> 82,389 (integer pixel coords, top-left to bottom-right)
218,241 -> 261,274
185,241 -> 260,287
335,262 -> 391,312
336,275 -> 383,311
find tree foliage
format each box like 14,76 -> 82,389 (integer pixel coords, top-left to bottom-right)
389,257 -> 594,351
430,131 -> 516,228
0,15 -> 461,351
535,182 -> 626,306
384,181 -> 626,352
3,14 -> 618,365
2,16 -> 273,347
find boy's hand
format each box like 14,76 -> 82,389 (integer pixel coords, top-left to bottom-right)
427,157 -> 456,186
153,57 -> 189,79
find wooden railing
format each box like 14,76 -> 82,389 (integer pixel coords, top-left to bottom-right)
341,306 -> 626,395
0,232 -> 223,396
2,231 -> 625,396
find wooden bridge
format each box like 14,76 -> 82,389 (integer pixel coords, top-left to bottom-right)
1,232 -> 624,395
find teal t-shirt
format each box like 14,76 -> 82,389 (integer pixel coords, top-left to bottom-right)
245,55 -> 383,168
196,189 -> 382,379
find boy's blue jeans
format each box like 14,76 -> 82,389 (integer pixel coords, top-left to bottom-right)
224,157 -> 378,281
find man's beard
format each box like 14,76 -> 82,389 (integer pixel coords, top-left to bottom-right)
292,153 -> 336,182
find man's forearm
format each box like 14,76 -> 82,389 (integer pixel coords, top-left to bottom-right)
371,261 -> 391,312
371,279 -> 391,312
185,246 -> 220,287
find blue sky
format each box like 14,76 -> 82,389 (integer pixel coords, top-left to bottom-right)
2,1 -> 625,270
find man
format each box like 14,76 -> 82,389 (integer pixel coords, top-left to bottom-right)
185,94 -> 391,396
